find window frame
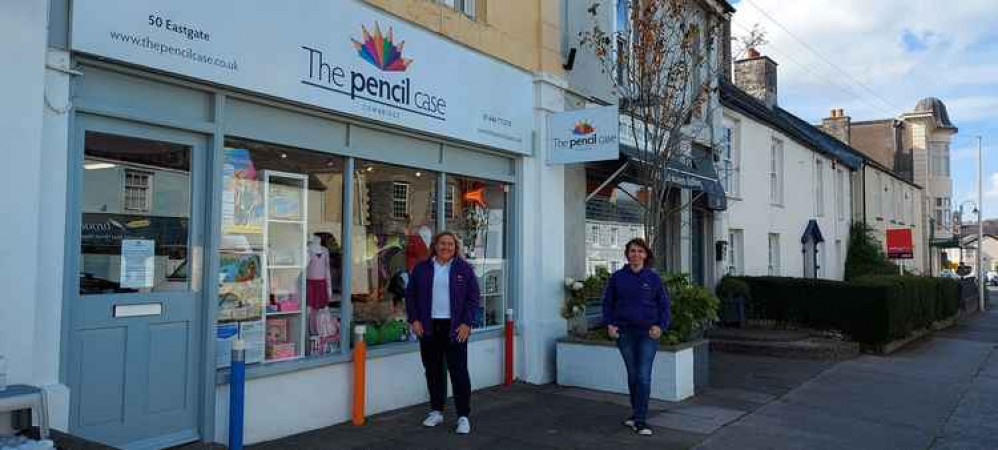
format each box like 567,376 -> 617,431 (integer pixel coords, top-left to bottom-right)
768,233 -> 781,276
391,180 -> 411,220
815,159 -> 825,217
122,168 -> 154,212
437,0 -> 476,18
770,137 -> 784,206
721,119 -> 740,196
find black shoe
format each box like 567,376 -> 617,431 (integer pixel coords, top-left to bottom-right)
623,418 -> 635,429
634,422 -> 653,436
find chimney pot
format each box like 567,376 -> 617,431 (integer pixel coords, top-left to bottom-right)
747,47 -> 761,58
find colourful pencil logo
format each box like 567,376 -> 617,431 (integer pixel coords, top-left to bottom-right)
351,23 -> 413,72
573,121 -> 596,135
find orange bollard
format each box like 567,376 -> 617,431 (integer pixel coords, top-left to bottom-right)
352,325 -> 367,426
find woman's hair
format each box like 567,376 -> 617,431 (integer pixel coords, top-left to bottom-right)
623,237 -> 654,268
429,231 -> 464,259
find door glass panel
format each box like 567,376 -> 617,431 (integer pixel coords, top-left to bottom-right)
79,132 -> 192,295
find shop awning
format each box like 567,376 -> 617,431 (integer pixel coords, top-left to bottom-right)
619,144 -> 727,211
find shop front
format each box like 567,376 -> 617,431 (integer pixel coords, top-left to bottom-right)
61,0 -> 533,447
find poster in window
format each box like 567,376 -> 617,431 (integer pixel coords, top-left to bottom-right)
217,252 -> 264,322
120,239 -> 155,288
223,148 -> 263,234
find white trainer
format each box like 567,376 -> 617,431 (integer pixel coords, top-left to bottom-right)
456,416 -> 471,435
422,411 -> 444,427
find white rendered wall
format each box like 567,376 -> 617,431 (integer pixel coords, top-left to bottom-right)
556,342 -> 695,402
515,73 -> 569,385
723,108 -> 851,279
0,0 -> 73,434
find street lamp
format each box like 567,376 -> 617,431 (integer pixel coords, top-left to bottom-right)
977,136 -> 985,312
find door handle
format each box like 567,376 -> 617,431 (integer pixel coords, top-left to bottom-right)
113,303 -> 163,318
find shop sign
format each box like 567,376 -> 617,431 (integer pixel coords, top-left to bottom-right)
547,105 -> 620,164
886,228 -> 914,259
71,0 -> 533,155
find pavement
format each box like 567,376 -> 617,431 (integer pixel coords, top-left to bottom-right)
49,294 -> 998,449
248,296 -> 998,449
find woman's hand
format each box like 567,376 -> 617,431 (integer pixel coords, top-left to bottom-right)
607,325 -> 619,339
649,325 -> 662,340
411,320 -> 424,338
456,324 -> 472,343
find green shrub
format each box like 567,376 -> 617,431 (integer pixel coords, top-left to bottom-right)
844,222 -> 899,281
716,276 -> 751,302
663,274 -> 720,344
730,275 -> 962,346
583,272 -> 720,345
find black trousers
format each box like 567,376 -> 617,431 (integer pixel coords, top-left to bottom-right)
419,319 -> 471,417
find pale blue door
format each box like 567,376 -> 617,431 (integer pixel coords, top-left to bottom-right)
68,115 -> 206,449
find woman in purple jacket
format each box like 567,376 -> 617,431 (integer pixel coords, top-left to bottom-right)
405,231 -> 481,435
602,238 -> 671,436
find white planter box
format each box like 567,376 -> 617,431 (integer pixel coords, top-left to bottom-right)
556,339 -> 700,402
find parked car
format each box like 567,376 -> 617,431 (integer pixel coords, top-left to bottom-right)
939,269 -> 959,279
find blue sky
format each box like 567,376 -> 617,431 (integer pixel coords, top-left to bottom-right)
729,0 -> 998,220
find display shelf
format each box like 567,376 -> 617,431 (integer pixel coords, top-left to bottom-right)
263,170 -> 308,362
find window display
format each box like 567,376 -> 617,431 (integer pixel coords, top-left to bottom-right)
218,139 -> 344,366
446,177 -> 509,328
351,161 -> 436,347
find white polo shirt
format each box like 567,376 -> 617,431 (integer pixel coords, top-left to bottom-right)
431,258 -> 452,319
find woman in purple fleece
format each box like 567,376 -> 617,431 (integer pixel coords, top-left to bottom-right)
602,237 -> 671,436
405,231 -> 481,435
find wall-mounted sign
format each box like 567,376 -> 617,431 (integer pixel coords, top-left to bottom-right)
71,0 -> 533,155
887,228 -> 914,259
547,105 -> 620,164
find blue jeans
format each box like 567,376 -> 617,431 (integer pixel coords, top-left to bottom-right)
616,327 -> 658,423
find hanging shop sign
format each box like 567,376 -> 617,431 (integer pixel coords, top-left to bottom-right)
547,105 -> 620,164
886,228 -> 914,259
71,0 -> 533,155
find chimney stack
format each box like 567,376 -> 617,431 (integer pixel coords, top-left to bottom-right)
821,108 -> 852,144
734,48 -> 778,109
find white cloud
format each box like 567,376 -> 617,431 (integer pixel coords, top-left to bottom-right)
987,173 -> 998,199
945,96 -> 998,123
730,0 -> 998,122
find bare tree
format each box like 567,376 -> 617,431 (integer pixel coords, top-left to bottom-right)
580,0 -> 762,271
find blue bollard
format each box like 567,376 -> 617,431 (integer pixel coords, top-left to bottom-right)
228,339 -> 246,450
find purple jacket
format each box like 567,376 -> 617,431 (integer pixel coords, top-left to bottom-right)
405,257 -> 481,339
602,267 -> 671,330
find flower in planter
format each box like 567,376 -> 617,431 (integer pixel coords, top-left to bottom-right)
572,281 -> 584,291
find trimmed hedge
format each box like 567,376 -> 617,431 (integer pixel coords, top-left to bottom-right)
732,276 -> 962,346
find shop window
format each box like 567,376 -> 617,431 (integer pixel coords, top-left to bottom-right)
123,169 -> 153,212
445,176 -> 509,329
79,132 -> 191,295
353,161 -> 436,346
216,138 -> 345,364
